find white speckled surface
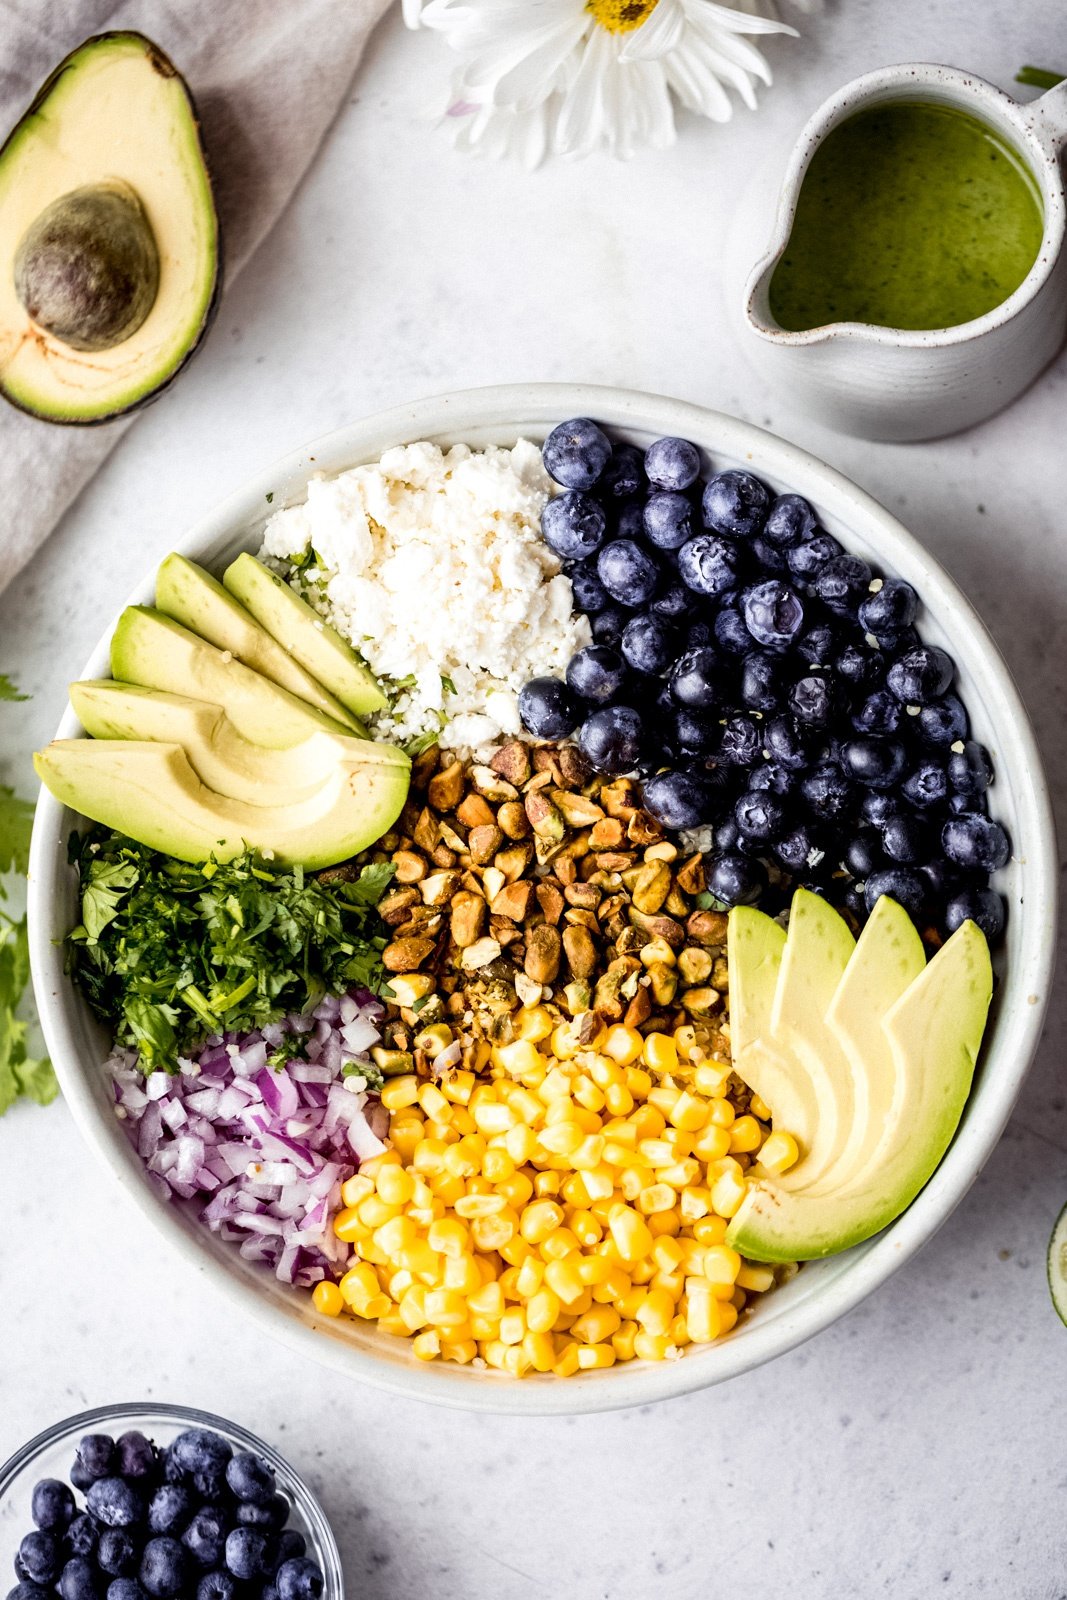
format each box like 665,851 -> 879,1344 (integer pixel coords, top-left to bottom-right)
2,1 -> 1066,1593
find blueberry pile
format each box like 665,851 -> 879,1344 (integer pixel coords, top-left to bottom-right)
519,418 -> 1009,941
9,1428 -> 324,1600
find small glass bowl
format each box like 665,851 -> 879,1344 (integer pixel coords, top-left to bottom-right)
0,1402 -> 343,1598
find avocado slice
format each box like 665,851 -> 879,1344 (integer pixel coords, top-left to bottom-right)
155,555 -> 367,735
727,919 -> 992,1262
34,738 -> 410,870
0,33 -> 219,423
70,681 -> 404,808
224,554 -> 387,716
110,607 -> 361,750
727,909 -> 819,1155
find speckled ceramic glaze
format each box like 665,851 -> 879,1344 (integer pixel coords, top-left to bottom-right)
26,385 -> 1058,1414
744,65 -> 1067,441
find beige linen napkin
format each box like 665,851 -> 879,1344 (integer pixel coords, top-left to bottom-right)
0,0 -> 391,596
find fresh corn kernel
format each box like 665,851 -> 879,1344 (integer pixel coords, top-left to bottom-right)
544,1258 -> 586,1305
412,1330 -> 441,1361
637,1183 -> 677,1216
612,1320 -> 638,1361
443,1254 -> 482,1294
633,1330 -> 671,1362
471,1212 -> 517,1251
521,1199 -> 565,1242
427,1217 -> 469,1258
340,1173 -> 375,1207
523,1331 -> 557,1372
496,1039 -> 544,1076
381,1075 -> 420,1111
571,1306 -> 622,1345
642,1032 -> 678,1074
504,1124 -> 539,1165
442,1069 -> 476,1105
497,1171 -> 535,1210
729,1114 -> 763,1154
603,1026 -> 644,1065
553,1341 -> 581,1377
710,1160 -> 747,1219
652,1236 -> 685,1273
517,1006 -> 554,1042
704,1097 -> 736,1128
648,1211 -> 680,1238
608,1204 -> 655,1263
333,1206 -> 367,1243
759,1130 -> 800,1174
737,1263 -> 776,1293
577,1344 -> 616,1370
482,1148 -> 516,1183
692,1214 -> 729,1247
312,1280 -> 344,1317
453,1191 -> 507,1219
668,1090 -> 708,1132
694,1062 -> 732,1097
539,1121 -> 586,1157
376,1165 -> 415,1207
441,1339 -> 478,1364
749,1093 -> 773,1121
703,1245 -> 742,1289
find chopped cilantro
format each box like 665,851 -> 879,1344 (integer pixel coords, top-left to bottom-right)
0,674 -> 28,703
265,491 -> 274,504
66,830 -> 394,1075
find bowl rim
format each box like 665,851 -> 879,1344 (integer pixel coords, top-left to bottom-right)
0,1399 -> 343,1596
27,381 -> 1059,1415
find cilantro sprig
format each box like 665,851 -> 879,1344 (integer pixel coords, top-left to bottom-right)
66,831 -> 395,1075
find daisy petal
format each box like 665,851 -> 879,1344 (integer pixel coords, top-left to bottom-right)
619,0 -> 687,63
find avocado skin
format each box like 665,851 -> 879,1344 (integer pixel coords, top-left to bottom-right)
0,31 -> 221,426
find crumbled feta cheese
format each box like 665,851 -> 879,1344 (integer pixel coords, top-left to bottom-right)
260,439 -> 591,758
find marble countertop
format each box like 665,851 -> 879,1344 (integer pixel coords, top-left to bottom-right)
2,1 -> 1066,1594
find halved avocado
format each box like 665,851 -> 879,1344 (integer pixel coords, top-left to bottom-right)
0,32 -> 219,424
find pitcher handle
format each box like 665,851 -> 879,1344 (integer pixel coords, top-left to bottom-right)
1033,79 -> 1067,151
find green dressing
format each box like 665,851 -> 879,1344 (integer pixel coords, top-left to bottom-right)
768,102 -> 1044,332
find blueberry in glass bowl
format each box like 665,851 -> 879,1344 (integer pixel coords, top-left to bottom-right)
0,1405 -> 341,1600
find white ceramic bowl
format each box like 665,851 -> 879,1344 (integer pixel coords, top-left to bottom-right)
28,383 -> 1057,1415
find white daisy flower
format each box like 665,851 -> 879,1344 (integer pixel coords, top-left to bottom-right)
410,0 -> 799,163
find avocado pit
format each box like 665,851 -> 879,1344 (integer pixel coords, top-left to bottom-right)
14,180 -> 159,353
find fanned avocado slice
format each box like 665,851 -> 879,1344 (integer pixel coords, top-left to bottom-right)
0,32 -> 219,423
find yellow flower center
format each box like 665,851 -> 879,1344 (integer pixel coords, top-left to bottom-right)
586,0 -> 660,34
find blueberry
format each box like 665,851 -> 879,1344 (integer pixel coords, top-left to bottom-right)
75,1434 -> 116,1483
234,1496 -> 287,1533
578,706 -> 644,774
31,1480 -> 75,1531
276,1558 -> 325,1600
713,606 -> 752,656
841,738 -> 908,790
948,790 -> 985,816
642,771 -> 710,829
702,470 -> 771,538
764,715 -> 810,771
17,1533 -> 60,1587
107,1585 -> 147,1600
139,1538 -> 187,1600
621,613 -> 676,675
518,677 -> 578,740
58,1558 -> 98,1600
88,1478 -> 142,1529
669,648 -> 719,709
590,604 -> 629,647
147,1485 -> 193,1539
881,813 -> 929,865
735,790 -> 786,842
650,580 -> 691,621
859,792 -> 896,828
274,1532 -> 307,1568
786,531 -> 842,580
669,708 -> 719,757
852,690 -> 902,737
69,1461 -> 95,1493
902,762 -> 948,809
542,417 -> 611,489
704,852 -> 766,907
98,1532 -> 139,1579
800,763 -> 854,821
566,560 -> 609,614
65,1517 -> 99,1561
947,740 -> 993,795
194,1577 -> 237,1600
159,1450 -> 186,1487
942,813 -> 1011,872
224,1529 -> 274,1583
789,674 -> 835,728
739,652 -> 780,712
945,887 -> 1006,942
183,1509 -> 229,1569
764,493 -> 817,549
711,814 -> 743,853
718,715 -> 762,767
742,580 -> 805,650
171,1431 -> 232,1480
541,491 -> 606,561
749,534 -> 790,574
597,539 -> 660,606
749,760 -> 795,797
864,868 -> 926,919
834,641 -> 883,692
812,554 -> 873,616
641,491 -> 693,551
615,500 -> 645,540
774,823 -> 823,874
917,692 -> 968,746
886,646 -> 955,705
566,646 -> 626,705
795,623 -> 837,668
115,1434 -> 156,1484
677,534 -> 742,597
644,436 -> 700,491
859,578 -> 918,635
601,441 -> 645,498
7,1585 -> 52,1600
843,830 -> 883,879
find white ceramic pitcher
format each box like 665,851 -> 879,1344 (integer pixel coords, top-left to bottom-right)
742,64 -> 1067,442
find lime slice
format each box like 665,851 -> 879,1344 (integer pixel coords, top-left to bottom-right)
1048,1203 -> 1067,1325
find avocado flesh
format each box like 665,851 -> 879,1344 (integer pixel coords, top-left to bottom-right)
34,739 -> 410,870
224,554 -> 387,716
69,681 -> 404,809
155,555 -> 367,735
110,607 -> 363,750
0,32 -> 218,423
727,919 -> 992,1262
727,910 -> 820,1153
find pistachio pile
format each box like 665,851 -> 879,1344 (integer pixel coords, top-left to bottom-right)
352,741 -> 731,1081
